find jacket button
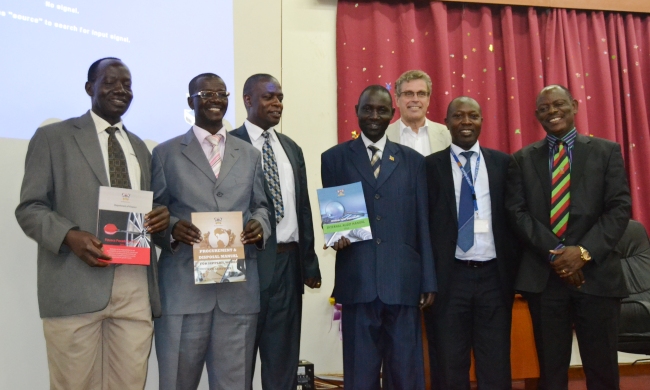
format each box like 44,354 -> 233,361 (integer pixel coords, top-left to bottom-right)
376,215 -> 381,221
375,194 -> 380,199
217,192 -> 223,197
376,239 -> 381,244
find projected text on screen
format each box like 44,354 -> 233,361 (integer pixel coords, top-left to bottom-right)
0,0 -> 235,142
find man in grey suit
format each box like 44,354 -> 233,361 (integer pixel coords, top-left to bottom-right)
152,72 -> 270,390
231,74 -> 321,390
385,70 -> 451,156
15,57 -> 169,389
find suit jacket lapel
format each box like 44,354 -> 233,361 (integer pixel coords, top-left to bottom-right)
375,141 -> 400,189
181,128 -> 217,183
215,135 -> 240,189
124,127 -> 148,189
231,124 -> 276,219
231,125 -> 253,144
437,147 -> 458,224
531,139 -> 551,209
571,135 -> 591,189
349,138 -> 377,187
73,111 -> 109,187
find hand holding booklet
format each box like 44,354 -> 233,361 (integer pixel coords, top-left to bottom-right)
317,182 -> 373,247
97,186 -> 153,265
191,212 -> 246,284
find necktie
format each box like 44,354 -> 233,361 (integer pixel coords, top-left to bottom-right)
261,131 -> 284,224
106,127 -> 132,189
550,141 -> 570,238
206,134 -> 224,178
457,151 -> 475,252
368,145 -> 381,178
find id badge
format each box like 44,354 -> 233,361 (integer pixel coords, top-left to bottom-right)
474,219 -> 489,233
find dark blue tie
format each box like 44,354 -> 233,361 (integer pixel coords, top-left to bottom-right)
457,151 -> 475,252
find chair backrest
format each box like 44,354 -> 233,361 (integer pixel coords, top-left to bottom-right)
616,220 -> 650,297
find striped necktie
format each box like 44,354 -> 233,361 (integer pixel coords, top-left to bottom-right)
550,141 -> 570,237
262,131 -> 284,224
368,145 -> 381,178
106,126 -> 132,189
206,134 -> 224,178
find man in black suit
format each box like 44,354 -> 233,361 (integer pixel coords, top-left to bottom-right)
230,74 -> 321,390
506,85 -> 631,389
424,97 -> 517,389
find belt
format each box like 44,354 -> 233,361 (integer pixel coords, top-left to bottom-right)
277,242 -> 299,254
454,258 -> 496,268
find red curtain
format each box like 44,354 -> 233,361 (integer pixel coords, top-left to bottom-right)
337,1 -> 650,229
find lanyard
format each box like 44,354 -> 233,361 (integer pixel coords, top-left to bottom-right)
450,149 -> 480,213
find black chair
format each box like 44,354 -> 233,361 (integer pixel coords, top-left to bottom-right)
616,220 -> 650,359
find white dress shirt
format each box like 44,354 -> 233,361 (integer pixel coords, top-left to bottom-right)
244,120 -> 298,244
399,119 -> 431,156
91,110 -> 141,190
360,132 -> 387,161
192,124 -> 227,163
450,141 -> 496,261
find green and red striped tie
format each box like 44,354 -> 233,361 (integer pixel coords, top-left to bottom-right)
550,141 -> 570,237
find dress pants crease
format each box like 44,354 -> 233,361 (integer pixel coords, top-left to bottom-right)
430,261 -> 511,390
523,273 -> 621,390
155,303 -> 257,390
43,265 -> 152,390
253,247 -> 301,390
342,298 -> 424,390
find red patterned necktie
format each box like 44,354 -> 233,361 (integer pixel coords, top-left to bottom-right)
550,141 -> 570,237
106,127 -> 132,189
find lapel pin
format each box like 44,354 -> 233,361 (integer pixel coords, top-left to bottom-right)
389,155 -> 395,161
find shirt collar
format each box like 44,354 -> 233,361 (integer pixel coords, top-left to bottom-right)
399,118 -> 428,136
193,124 -> 227,144
450,140 -> 481,157
90,110 -> 124,134
360,132 -> 387,152
547,128 -> 578,150
245,119 -> 277,142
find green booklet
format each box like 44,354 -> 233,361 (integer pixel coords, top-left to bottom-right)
317,182 -> 372,247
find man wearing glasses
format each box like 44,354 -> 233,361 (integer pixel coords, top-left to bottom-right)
151,73 -> 270,389
386,70 -> 451,156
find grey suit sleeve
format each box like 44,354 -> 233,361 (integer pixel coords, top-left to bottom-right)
151,147 -> 180,252
250,153 -> 271,247
16,128 -> 78,254
505,154 -> 560,258
577,144 -> 631,263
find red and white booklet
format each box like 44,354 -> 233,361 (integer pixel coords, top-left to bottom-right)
96,186 -> 153,265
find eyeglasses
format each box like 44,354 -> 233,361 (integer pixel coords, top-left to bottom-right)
398,91 -> 429,99
191,91 -> 230,100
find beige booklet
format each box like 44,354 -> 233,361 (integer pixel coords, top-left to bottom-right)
191,211 -> 245,284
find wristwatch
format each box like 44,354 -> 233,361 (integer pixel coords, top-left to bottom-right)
578,245 -> 592,262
